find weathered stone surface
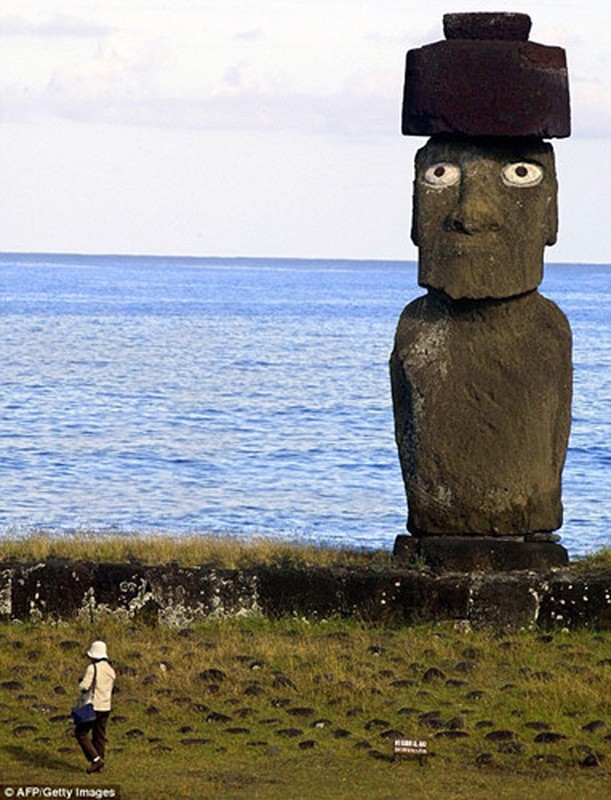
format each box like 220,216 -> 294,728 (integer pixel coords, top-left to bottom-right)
468,574 -> 543,629
2,561 -> 261,624
11,560 -> 94,621
443,12 -> 531,41
93,562 -> 152,611
394,573 -> 470,621
538,575 -> 611,629
411,139 -> 558,300
342,568 -> 468,621
149,564 -> 259,624
390,290 -> 572,536
0,560 -> 609,630
402,34 -> 570,138
255,566 -> 342,618
255,564 -> 466,621
394,536 -> 569,572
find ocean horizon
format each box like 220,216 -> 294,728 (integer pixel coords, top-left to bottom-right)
0,252 -> 609,558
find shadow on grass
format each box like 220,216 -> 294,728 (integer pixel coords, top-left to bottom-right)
2,745 -> 82,774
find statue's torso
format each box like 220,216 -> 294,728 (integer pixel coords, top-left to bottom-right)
390,289 -> 572,535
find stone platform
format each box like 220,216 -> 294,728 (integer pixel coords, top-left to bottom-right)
393,535 -> 569,573
0,558 -> 609,630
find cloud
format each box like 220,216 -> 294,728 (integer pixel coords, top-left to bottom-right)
41,51 -> 400,137
233,28 -> 263,43
0,12 -> 111,37
38,83 -> 398,138
12,16 -> 398,139
47,30 -> 170,109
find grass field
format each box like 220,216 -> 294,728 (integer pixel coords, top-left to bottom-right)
0,531 -> 394,569
0,615 -> 609,799
1,531 -> 610,571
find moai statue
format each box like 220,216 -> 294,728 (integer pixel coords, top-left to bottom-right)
390,13 -> 572,570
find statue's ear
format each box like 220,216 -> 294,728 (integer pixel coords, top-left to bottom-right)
545,190 -> 558,246
411,181 -> 420,246
411,143 -> 428,247
542,145 -> 558,247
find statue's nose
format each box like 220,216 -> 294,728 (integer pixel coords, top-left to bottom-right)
446,181 -> 501,234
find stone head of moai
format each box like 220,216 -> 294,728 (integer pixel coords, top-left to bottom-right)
405,11 -> 570,300
390,12 -> 573,556
412,137 -> 558,300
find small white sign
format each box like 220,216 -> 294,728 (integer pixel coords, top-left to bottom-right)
393,738 -> 428,757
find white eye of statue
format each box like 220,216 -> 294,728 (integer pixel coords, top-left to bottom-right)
501,162 -> 543,187
423,163 -> 461,187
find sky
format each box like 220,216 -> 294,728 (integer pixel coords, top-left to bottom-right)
1,0 -> 611,262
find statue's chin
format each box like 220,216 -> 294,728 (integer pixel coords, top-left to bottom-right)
419,250 -> 543,301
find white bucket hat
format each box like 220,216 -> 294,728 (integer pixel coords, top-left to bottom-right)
87,640 -> 108,660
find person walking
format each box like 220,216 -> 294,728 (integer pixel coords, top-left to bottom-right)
74,640 -> 116,774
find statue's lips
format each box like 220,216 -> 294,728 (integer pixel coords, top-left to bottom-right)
433,234 -> 507,262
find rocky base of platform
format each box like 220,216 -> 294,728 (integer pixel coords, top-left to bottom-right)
393,535 -> 569,572
1,558 -> 609,630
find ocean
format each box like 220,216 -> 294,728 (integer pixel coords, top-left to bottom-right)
0,253 -> 609,558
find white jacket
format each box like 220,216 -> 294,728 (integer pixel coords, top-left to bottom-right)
79,660 -> 116,712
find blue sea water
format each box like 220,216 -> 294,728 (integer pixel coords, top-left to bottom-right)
0,253 -> 609,558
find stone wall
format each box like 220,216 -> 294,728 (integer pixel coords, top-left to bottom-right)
1,560 -> 609,630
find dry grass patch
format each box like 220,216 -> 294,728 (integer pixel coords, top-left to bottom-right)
2,532 -> 608,575
0,531 -> 391,569
572,547 -> 611,574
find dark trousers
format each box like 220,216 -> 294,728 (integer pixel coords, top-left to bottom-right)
75,711 -> 110,762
